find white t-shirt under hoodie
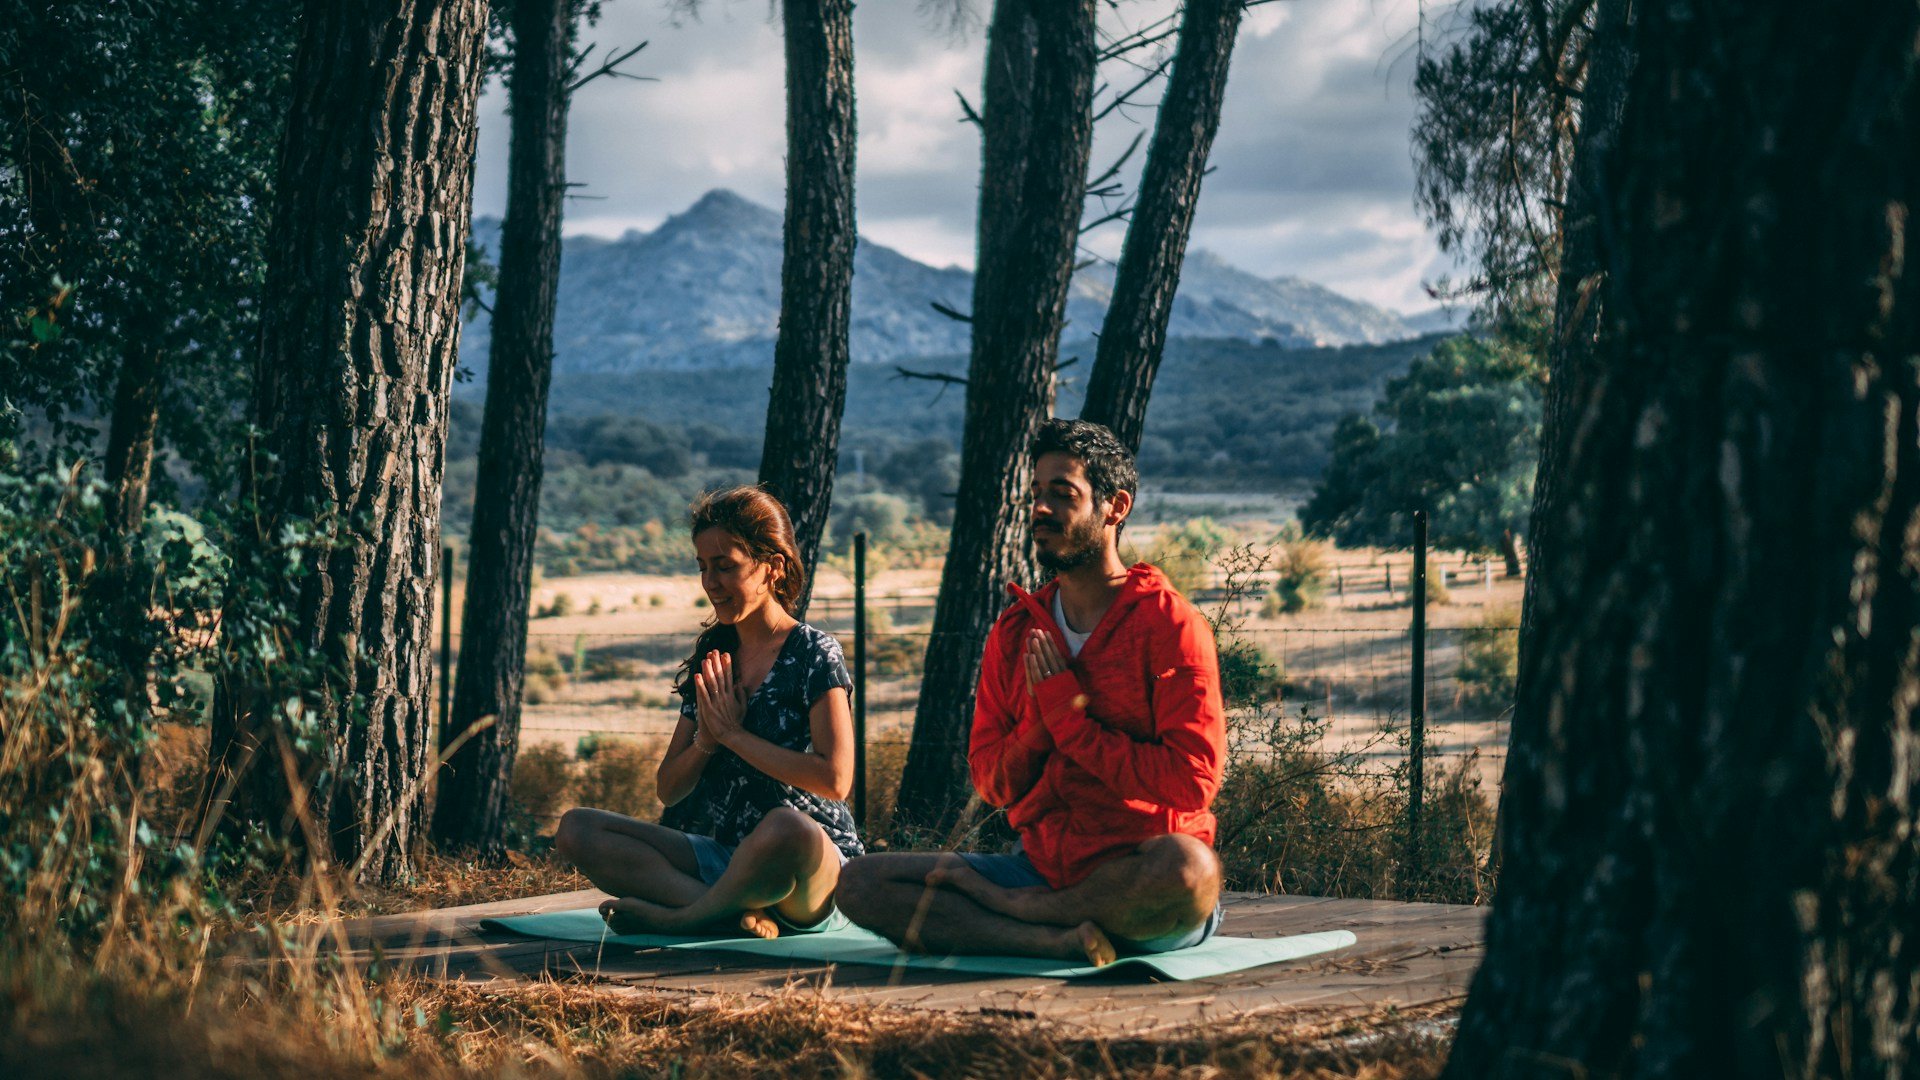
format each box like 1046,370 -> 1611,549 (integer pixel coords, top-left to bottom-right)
1052,590 -> 1092,657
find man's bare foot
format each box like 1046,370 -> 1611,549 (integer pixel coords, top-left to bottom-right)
599,896 -> 685,935
739,909 -> 781,939
924,863 -> 1051,921
1064,921 -> 1116,966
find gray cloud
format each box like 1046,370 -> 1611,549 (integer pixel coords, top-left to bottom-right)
472,0 -> 1465,311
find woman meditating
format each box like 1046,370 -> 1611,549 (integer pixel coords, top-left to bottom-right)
554,486 -> 861,938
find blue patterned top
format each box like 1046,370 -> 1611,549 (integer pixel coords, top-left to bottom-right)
659,622 -> 863,858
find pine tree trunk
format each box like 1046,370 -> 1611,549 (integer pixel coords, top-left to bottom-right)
895,0 -> 1097,835
1079,0 -> 1242,453
757,0 -> 855,615
1447,4 -> 1920,1076
431,0 -> 572,859
209,0 -> 488,885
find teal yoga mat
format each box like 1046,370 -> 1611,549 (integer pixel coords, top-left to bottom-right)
480,908 -> 1355,981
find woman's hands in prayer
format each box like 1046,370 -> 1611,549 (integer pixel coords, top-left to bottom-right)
694,651 -> 749,750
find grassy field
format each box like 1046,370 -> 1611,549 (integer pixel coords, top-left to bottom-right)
462,528 -> 1519,820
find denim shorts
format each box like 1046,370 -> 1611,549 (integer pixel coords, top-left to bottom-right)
957,844 -> 1223,955
684,832 -> 851,934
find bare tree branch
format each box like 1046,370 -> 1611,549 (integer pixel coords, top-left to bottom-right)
893,364 -> 967,406
954,89 -> 983,126
930,300 -> 973,323
1098,11 -> 1179,62
1086,129 -> 1147,192
893,366 -> 968,387
567,41 -> 651,93
1093,53 -> 1175,122
1080,200 -> 1135,235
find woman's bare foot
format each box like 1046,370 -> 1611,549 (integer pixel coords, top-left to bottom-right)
1064,921 -> 1116,966
739,909 -> 781,939
599,896 -> 687,935
924,863 -> 1050,921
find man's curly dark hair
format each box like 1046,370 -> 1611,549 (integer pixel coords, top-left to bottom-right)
1033,417 -> 1139,512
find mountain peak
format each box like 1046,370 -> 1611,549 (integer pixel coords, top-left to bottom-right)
673,188 -> 781,230
460,190 -> 1420,375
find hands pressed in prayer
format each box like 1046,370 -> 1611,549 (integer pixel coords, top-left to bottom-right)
694,650 -> 749,749
1023,628 -> 1070,695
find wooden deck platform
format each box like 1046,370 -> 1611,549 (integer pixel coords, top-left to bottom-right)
337,890 -> 1485,1035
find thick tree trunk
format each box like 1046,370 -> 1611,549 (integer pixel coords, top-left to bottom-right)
1079,0 -> 1241,453
895,0 -> 1097,835
1447,4 -> 1920,1076
208,0 -> 488,884
757,0 -> 855,615
431,0 -> 572,858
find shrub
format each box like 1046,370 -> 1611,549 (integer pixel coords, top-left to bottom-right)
548,591 -> 575,618
1263,536 -> 1328,615
1217,637 -> 1284,709
1423,570 -> 1451,606
1455,603 -> 1520,709
583,652 -> 637,681
870,632 -> 926,679
508,742 -> 575,827
648,593 -> 665,608
574,737 -> 662,820
1140,517 -> 1232,595
524,648 -> 567,699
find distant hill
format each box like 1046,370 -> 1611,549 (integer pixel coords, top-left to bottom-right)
497,332 -> 1447,485
461,189 -> 1427,375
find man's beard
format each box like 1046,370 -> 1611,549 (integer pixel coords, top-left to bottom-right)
1033,515 -> 1104,572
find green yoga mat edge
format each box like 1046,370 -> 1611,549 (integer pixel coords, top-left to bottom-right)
479,908 -> 1357,981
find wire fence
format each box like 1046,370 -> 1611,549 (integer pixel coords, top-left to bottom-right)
438,528 -> 1521,829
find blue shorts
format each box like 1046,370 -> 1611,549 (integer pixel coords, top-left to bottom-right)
958,844 -> 1224,955
684,832 -> 852,934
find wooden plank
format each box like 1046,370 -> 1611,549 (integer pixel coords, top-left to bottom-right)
320,888 -> 1492,1036
341,888 -> 605,946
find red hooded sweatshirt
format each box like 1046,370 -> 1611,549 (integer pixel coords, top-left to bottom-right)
969,563 -> 1227,889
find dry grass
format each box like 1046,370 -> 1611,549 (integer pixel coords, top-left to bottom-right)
1,957 -> 1452,1080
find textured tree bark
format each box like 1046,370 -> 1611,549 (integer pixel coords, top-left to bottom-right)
209,0 -> 488,884
895,0 -> 1097,835
757,0 -> 855,615
1079,0 -> 1242,454
431,0 -> 573,859
1447,3 -> 1920,1076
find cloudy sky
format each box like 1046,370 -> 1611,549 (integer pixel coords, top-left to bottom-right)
472,0 -> 1462,314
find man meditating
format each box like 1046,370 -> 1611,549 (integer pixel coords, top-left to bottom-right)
838,419 -> 1226,965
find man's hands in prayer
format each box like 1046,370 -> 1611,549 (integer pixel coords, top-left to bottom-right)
1023,628 -> 1071,693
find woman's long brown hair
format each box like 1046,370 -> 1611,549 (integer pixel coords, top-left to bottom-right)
673,486 -> 809,698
